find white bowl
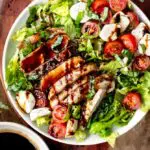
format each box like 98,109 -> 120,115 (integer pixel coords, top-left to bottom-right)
2,0 -> 150,145
0,122 -> 49,150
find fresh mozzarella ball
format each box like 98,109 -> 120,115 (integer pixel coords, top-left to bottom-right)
132,22 -> 146,42
70,2 -> 90,23
16,91 -> 35,113
138,33 -> 150,56
99,24 -> 119,41
113,12 -> 130,33
65,119 -> 78,138
30,107 -> 51,121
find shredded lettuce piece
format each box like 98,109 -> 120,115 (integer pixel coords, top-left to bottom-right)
78,39 -> 102,61
104,132 -> 118,148
74,130 -> 87,142
64,18 -> 79,39
138,72 -> 150,111
100,60 -> 122,74
6,50 -> 32,92
12,27 -> 36,42
49,0 -> 62,5
51,1 -> 69,16
75,11 -> 84,25
71,105 -> 81,119
36,116 -> 51,127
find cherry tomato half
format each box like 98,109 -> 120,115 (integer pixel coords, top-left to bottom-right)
52,105 -> 68,123
132,55 -> 150,71
123,92 -> 141,110
104,40 -> 124,58
48,123 -> 66,139
127,12 -> 140,29
81,20 -> 100,37
120,34 -> 137,53
91,0 -> 109,14
109,0 -> 128,12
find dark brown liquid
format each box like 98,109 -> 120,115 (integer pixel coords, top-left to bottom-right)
0,133 -> 36,150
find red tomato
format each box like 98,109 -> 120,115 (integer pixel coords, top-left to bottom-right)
104,40 -> 124,58
81,20 -> 100,37
52,105 -> 68,123
120,34 -> 137,53
109,0 -> 128,12
132,55 -> 150,71
91,0 -> 109,14
123,92 -> 141,110
127,12 -> 140,29
48,123 -> 66,139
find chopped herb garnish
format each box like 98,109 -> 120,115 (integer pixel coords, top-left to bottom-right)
51,36 -> 63,52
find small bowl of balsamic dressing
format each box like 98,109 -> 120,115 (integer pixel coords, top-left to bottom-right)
0,122 -> 49,150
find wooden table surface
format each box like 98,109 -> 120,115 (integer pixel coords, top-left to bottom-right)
0,0 -> 150,150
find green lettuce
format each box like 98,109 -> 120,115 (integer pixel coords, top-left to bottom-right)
71,105 -> 81,119
116,71 -> 150,112
138,72 -> 150,111
100,60 -> 122,74
51,1 -> 69,16
49,0 -> 62,5
12,27 -> 36,42
36,116 -> 51,127
89,91 -> 134,137
78,39 -> 102,61
104,132 -> 118,148
74,130 -> 87,142
6,50 -> 32,92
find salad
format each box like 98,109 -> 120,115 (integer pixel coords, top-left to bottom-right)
6,0 -> 150,142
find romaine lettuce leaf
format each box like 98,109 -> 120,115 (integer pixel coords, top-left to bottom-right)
100,60 -> 122,74
49,0 -> 62,5
104,132 -> 118,148
71,105 -> 81,119
6,50 -> 32,92
74,130 -> 87,142
12,27 -> 36,42
51,1 -> 69,16
36,116 -> 51,127
26,5 -> 39,27
138,71 -> 150,111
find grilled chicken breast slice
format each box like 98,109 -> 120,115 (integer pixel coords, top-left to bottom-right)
20,45 -> 55,73
49,76 -> 89,109
83,89 -> 106,122
48,63 -> 97,100
26,58 -> 59,80
65,119 -> 78,138
40,56 -> 84,91
60,83 -> 89,105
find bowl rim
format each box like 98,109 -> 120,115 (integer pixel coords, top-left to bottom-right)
0,122 -> 49,150
1,0 -> 150,146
